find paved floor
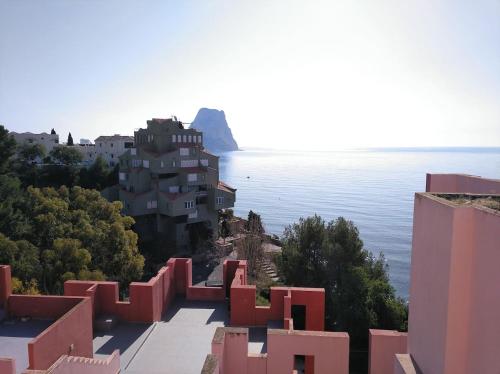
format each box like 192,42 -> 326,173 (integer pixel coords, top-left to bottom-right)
0,318 -> 53,374
93,299 -> 229,374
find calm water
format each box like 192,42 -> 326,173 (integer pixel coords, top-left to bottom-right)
218,148 -> 500,299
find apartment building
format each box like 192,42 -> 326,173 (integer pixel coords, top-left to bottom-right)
118,118 -> 236,249
10,131 -> 60,154
94,135 -> 134,167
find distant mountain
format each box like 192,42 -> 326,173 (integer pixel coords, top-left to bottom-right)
190,108 -> 239,152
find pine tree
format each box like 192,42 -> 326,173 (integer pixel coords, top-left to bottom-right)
67,132 -> 74,146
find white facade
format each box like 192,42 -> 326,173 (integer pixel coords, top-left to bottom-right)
94,135 -> 134,167
10,131 -> 60,154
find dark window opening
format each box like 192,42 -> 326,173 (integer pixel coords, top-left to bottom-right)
291,305 -> 306,330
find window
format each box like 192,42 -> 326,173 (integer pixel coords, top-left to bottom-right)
132,159 -> 142,168
143,160 -> 150,168
177,135 -> 182,142
188,135 -> 192,143
119,172 -> 127,181
188,173 -> 197,182
131,148 -> 137,155
188,210 -> 198,219
100,143 -> 102,147
111,154 -> 114,158
180,148 -> 189,156
197,135 -> 202,143
183,135 -> 187,143
169,186 -> 179,193
160,161 -> 164,168
216,197 -> 224,205
200,159 -> 208,166
181,159 -> 198,168
184,201 -> 194,209
111,143 -> 114,147
147,200 -> 158,209
172,134 -> 176,142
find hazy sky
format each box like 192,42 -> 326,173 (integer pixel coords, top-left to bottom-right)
1,0 -> 499,149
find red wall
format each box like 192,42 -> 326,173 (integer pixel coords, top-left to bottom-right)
426,173 -> 500,194
7,295 -> 93,371
0,265 -> 12,308
0,358 -> 15,374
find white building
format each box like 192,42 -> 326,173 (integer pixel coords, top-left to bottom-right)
10,131 -> 60,154
94,135 -> 134,167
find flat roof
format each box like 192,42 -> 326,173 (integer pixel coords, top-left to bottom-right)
0,318 -> 53,374
93,300 -> 228,374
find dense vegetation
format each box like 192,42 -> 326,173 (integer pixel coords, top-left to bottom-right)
0,125 -> 144,294
278,215 -> 408,371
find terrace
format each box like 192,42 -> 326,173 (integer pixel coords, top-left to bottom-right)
93,300 -> 228,374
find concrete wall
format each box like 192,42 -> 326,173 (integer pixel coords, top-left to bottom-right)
426,173 -> 500,194
0,358 -> 15,374
368,329 -> 407,374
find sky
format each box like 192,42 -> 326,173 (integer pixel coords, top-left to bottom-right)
0,0 -> 499,150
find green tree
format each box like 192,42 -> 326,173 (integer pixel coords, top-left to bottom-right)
279,215 -> 407,348
49,146 -> 82,165
245,210 -> 264,235
0,125 -> 16,173
79,156 -> 112,190
12,143 -> 46,187
67,132 -> 74,146
0,175 -> 30,239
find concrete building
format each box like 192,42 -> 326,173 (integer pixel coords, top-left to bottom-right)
94,135 -> 134,167
10,131 -> 59,154
118,118 -> 236,249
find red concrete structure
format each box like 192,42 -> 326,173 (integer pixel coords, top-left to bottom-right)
369,174 -> 500,374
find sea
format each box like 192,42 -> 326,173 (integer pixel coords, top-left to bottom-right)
218,147 -> 500,299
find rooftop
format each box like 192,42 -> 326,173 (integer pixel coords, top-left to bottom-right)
0,318 -> 53,373
434,193 -> 500,212
93,300 -> 228,374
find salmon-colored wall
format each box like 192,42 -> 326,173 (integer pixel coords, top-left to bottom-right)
408,194 -> 456,374
13,297 -> 94,370
266,330 -> 349,374
48,350 -> 120,374
247,354 -> 267,374
0,265 -> 12,308
409,193 -> 500,374
0,358 -> 15,374
368,329 -> 407,374
465,208 -> 500,373
426,173 -> 500,194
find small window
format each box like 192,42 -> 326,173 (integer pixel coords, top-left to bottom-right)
180,148 -> 189,156
111,154 -> 114,158
183,135 -> 187,143
119,172 -> 127,181
216,197 -> 224,205
177,135 -> 182,142
198,135 -> 202,143
188,135 -> 192,143
143,160 -> 150,168
188,173 -> 197,182
111,143 -> 114,147
172,134 -> 176,142
161,161 -> 164,168
147,200 -> 158,209
184,200 -> 194,209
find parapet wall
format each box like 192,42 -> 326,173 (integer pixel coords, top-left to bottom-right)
368,329 -> 407,374
230,262 -> 325,330
426,173 -> 500,194
210,327 -> 349,374
0,265 -> 11,308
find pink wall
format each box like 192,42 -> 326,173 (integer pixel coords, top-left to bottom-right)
211,327 -> 349,374
393,354 -> 416,374
25,298 -> 93,370
426,173 -> 500,194
48,350 -> 120,374
409,193 -> 500,374
266,329 -> 349,374
0,358 -> 15,374
368,329 -> 407,374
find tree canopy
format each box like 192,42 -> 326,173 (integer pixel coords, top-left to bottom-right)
279,215 -> 407,348
0,185 -> 144,294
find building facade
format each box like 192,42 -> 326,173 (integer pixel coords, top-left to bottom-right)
10,131 -> 60,154
94,135 -> 134,167
118,118 -> 236,249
